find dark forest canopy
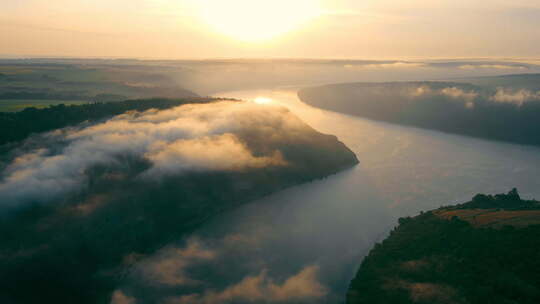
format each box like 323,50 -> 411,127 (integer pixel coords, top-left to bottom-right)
0,100 -> 358,304
347,189 -> 540,304
299,75 -> 540,146
0,97 -> 227,146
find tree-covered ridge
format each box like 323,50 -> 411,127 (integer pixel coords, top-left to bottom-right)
299,76 -> 540,146
0,98 -> 231,146
0,100 -> 358,303
347,190 -> 540,304
454,188 -> 540,210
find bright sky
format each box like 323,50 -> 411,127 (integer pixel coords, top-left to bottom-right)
1,0 -> 539,59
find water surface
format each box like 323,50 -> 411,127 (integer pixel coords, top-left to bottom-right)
127,89 -> 540,303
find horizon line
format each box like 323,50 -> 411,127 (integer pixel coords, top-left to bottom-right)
1,55 -> 540,63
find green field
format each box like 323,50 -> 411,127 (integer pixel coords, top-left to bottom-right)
0,61 -> 197,113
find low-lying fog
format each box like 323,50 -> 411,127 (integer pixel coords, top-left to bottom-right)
116,89 -> 540,304
4,58 -> 540,98
153,59 -> 540,96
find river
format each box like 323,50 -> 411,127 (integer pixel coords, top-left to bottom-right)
126,89 -> 540,303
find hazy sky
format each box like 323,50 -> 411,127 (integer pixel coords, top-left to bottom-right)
1,0 -> 539,59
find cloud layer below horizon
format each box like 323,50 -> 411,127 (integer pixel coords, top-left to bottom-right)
116,234 -> 328,304
0,101 -> 296,208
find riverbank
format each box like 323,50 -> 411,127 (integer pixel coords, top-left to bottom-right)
347,189 -> 540,304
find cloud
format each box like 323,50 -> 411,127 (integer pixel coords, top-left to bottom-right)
0,101 -> 294,207
386,279 -> 460,303
410,86 -> 478,103
130,229 -> 275,289
459,64 -> 528,70
110,290 -> 137,304
137,238 -> 216,286
440,87 -> 478,101
406,84 -> 540,108
409,85 -> 433,97
384,279 -> 461,303
143,134 -> 285,178
222,229 -> 272,247
344,62 -> 425,70
408,282 -> 457,303
123,229 -> 317,303
169,266 -> 327,304
491,88 -> 540,105
70,194 -> 110,215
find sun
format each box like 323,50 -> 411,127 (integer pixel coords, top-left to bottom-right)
253,97 -> 273,104
192,0 -> 322,42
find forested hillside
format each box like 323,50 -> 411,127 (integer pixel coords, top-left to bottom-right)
299,76 -> 540,146
0,98 -> 225,145
348,189 -> 540,304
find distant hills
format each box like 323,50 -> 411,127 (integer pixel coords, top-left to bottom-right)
347,189 -> 540,304
0,62 -> 197,112
299,74 -> 540,146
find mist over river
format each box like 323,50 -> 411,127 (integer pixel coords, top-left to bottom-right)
124,89 -> 540,304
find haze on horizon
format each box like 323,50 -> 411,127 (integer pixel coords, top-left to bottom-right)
2,0 -> 540,59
